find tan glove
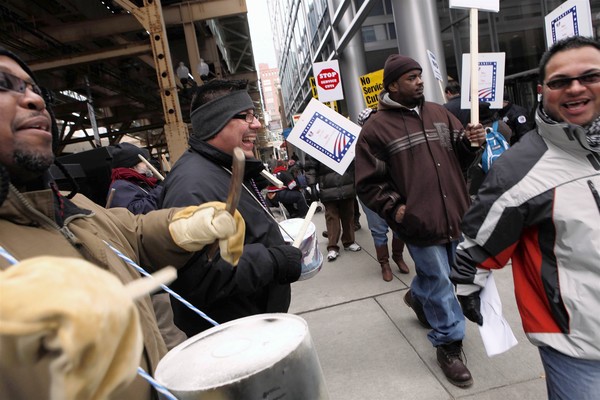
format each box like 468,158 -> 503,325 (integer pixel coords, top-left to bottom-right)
169,201 -> 245,266
0,256 -> 143,400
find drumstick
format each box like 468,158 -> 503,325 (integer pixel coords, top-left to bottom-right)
106,188 -> 116,208
207,147 -> 246,261
125,266 -> 177,300
292,201 -> 318,248
261,170 -> 283,188
138,154 -> 165,181
161,154 -> 171,172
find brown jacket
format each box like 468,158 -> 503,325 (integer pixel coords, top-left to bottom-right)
355,92 -> 477,246
0,185 -> 195,399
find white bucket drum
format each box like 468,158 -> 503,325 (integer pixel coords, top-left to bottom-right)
279,218 -> 323,280
154,313 -> 329,400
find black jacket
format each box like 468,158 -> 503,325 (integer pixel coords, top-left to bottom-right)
160,142 -> 300,335
304,156 -> 356,202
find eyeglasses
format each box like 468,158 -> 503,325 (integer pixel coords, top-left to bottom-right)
231,112 -> 256,123
544,72 -> 600,90
0,70 -> 44,97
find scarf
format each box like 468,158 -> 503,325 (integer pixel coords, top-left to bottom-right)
584,115 -> 600,148
111,168 -> 157,187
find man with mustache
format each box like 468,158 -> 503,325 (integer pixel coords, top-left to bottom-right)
355,54 -> 485,388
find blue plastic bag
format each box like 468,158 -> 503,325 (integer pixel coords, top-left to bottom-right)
481,121 -> 509,173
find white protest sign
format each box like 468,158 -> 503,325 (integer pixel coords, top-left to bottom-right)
460,52 -> 505,110
544,0 -> 593,48
286,98 -> 360,175
313,60 -> 344,103
426,50 -> 443,82
449,0 -> 499,12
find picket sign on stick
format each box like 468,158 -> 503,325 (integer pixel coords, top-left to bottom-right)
469,8 -> 479,146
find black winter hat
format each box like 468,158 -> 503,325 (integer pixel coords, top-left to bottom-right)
111,143 -> 149,168
383,54 -> 422,90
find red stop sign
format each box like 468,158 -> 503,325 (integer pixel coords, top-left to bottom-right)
317,68 -> 340,90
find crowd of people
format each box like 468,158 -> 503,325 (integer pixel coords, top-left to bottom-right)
1,35 -> 599,399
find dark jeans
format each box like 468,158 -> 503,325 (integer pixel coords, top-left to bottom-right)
270,189 -> 309,218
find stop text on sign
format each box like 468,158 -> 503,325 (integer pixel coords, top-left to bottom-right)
317,68 -> 339,90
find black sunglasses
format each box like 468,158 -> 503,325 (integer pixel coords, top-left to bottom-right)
231,112 -> 256,123
0,70 -> 44,97
544,72 -> 600,90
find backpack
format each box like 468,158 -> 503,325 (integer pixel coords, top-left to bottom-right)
467,120 -> 509,196
481,121 -> 510,173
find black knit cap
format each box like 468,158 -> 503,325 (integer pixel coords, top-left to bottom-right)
383,54 -> 422,90
110,142 -> 149,168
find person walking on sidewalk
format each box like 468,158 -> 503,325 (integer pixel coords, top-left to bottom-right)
355,54 -> 485,388
452,36 -> 600,400
355,108 -> 409,281
305,156 -> 361,262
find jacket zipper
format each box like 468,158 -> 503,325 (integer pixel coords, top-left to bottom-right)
588,180 -> 600,214
9,184 -> 81,245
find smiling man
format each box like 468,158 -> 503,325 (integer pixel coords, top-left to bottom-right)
451,36 -> 600,399
160,79 -> 302,336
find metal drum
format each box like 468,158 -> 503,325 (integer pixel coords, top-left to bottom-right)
279,218 -> 323,280
154,313 -> 329,400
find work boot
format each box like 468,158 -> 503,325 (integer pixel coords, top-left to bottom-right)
392,237 -> 409,274
403,290 -> 431,328
375,245 -> 393,282
436,341 -> 473,388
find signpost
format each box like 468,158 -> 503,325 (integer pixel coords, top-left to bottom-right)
450,0 -> 500,145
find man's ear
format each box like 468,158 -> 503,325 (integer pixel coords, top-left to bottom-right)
388,81 -> 398,93
536,84 -> 543,94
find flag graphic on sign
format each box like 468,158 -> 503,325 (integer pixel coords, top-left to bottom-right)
299,112 -> 355,163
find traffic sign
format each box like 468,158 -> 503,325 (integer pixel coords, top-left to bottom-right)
317,68 -> 340,90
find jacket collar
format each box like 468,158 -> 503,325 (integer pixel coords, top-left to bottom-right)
535,106 -> 600,155
188,141 -> 266,180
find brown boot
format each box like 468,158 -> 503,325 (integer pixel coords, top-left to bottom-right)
436,341 -> 473,388
392,237 -> 410,274
375,245 -> 393,282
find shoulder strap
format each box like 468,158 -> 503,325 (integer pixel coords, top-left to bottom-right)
492,120 -> 499,132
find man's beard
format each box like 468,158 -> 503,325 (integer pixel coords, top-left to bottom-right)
14,149 -> 54,173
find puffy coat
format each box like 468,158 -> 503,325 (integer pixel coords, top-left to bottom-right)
304,156 -> 356,202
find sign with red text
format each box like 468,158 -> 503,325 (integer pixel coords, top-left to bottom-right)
313,60 -> 344,103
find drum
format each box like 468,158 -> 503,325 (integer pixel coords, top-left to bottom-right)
279,218 -> 323,280
154,313 -> 329,400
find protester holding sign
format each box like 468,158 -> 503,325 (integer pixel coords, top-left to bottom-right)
355,54 -> 485,388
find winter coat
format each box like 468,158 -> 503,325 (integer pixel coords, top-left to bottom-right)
452,108 -> 600,360
108,179 -> 163,214
356,91 -> 477,246
160,142 -> 300,336
0,176 -> 196,400
304,157 -> 356,202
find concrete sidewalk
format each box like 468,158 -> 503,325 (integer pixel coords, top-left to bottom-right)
289,209 -> 546,400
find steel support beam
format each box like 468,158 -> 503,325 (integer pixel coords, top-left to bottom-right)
114,0 -> 188,162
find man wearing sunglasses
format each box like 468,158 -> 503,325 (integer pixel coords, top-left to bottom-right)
160,79 -> 302,337
452,36 -> 600,399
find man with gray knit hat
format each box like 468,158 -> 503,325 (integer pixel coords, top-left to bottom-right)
160,79 -> 302,336
355,53 -> 486,388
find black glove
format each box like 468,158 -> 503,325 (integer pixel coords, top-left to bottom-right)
267,245 -> 302,284
457,293 -> 483,326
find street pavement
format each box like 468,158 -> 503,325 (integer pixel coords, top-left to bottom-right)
289,207 -> 547,400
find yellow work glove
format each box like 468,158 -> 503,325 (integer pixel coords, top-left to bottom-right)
0,256 -> 143,400
169,201 -> 245,266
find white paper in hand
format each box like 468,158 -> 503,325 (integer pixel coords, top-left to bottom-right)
478,273 -> 518,356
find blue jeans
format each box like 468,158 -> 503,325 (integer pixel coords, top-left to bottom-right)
359,200 -> 389,246
539,346 -> 600,400
406,241 -> 465,347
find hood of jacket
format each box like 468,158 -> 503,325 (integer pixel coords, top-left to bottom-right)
536,106 -> 600,155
